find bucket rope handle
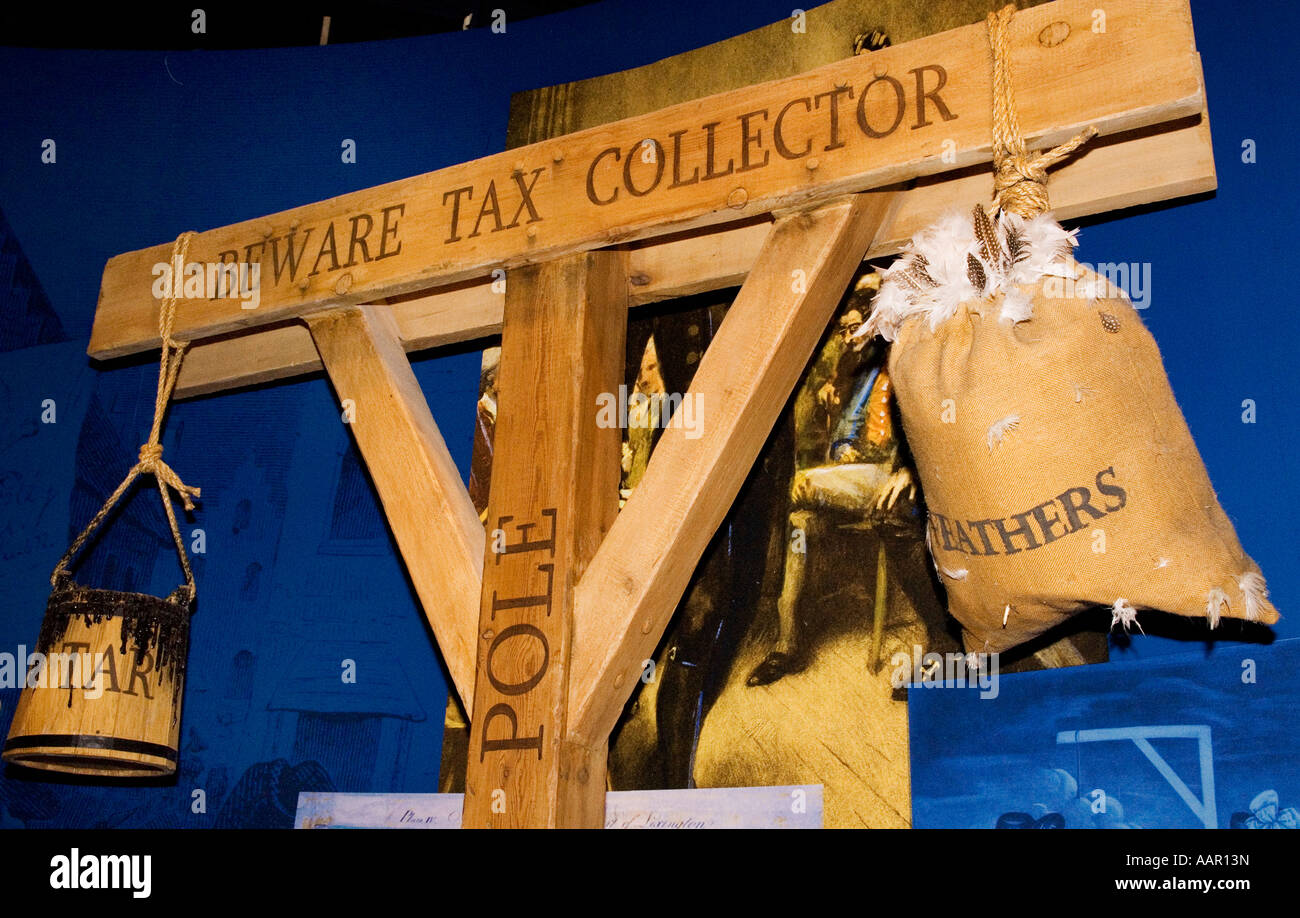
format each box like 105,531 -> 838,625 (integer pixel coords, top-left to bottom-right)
987,3 -> 1097,218
52,231 -> 202,602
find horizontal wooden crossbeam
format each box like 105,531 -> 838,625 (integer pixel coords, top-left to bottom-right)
91,0 -> 1203,363
169,112 -> 1212,398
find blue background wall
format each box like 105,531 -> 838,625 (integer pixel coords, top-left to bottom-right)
910,640 -> 1300,828
0,0 -> 1294,826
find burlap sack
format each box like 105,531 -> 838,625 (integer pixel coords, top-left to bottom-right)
865,206 -> 1279,653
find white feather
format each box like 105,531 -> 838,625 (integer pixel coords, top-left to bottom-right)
1014,212 -> 1078,283
1110,598 -> 1144,634
1039,262 -> 1078,279
870,209 -> 1082,341
1000,287 -> 1033,324
1238,571 -> 1270,622
924,517 -> 943,577
1206,587 -> 1228,630
1075,274 -> 1108,304
987,414 -> 1020,451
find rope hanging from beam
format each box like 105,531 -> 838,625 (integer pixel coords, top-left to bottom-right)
987,3 -> 1097,217
53,231 -> 202,600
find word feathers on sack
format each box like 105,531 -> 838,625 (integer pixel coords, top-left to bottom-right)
864,204 -> 1279,653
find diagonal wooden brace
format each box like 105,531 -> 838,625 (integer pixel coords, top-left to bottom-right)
567,192 -> 895,747
304,305 -> 484,712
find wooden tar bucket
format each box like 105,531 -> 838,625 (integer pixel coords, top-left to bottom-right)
3,231 -> 203,779
2,576 -> 193,777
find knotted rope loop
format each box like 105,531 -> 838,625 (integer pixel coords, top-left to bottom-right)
137,442 -> 200,512
987,4 -> 1097,217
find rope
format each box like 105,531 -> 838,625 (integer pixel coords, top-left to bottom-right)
987,4 -> 1097,218
53,231 -> 201,601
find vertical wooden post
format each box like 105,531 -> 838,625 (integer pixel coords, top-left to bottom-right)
462,250 -> 627,828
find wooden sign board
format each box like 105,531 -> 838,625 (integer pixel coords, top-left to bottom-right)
90,0 -> 1203,361
170,111 -> 1213,399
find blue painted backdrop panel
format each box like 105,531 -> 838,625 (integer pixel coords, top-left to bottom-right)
909,640 -> 1300,828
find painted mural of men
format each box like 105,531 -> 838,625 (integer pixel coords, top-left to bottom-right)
467,347 -> 500,520
747,277 -> 922,687
792,304 -> 868,468
620,336 -> 668,506
624,300 -> 778,788
1239,790 -> 1300,828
